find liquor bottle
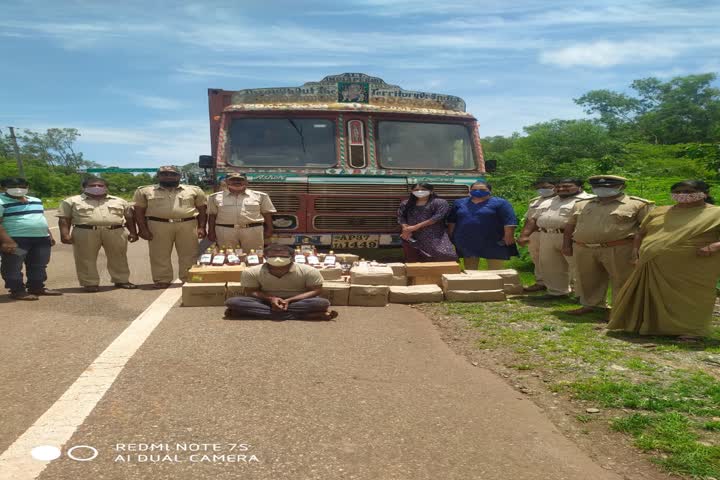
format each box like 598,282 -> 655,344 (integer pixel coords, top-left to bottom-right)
307,251 -> 320,266
226,249 -> 241,265
212,249 -> 226,266
246,249 -> 260,266
294,247 -> 307,264
257,248 -> 265,264
323,250 -> 337,266
199,248 -> 213,266
234,245 -> 246,264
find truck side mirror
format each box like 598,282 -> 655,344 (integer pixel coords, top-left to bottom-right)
484,160 -> 497,172
199,155 -> 215,169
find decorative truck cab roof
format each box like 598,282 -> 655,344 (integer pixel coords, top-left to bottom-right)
225,73 -> 469,115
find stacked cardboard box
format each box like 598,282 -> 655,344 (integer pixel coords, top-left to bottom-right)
225,282 -> 245,300
465,269 -> 523,295
441,273 -> 506,302
405,262 -> 461,286
318,267 -> 343,281
350,264 -> 394,286
187,265 -> 245,283
182,283 -> 227,306
349,285 -> 389,307
387,262 -> 408,286
389,285 -> 443,304
320,282 -> 351,306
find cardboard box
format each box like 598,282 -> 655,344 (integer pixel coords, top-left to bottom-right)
405,261 -> 461,278
225,282 -> 245,299
320,282 -> 351,306
349,285 -> 389,307
182,282 -> 227,307
441,273 -> 504,292
445,289 -> 506,302
390,275 -> 408,286
476,269 -> 522,286
187,265 -> 245,283
389,285 -> 443,304
350,265 -> 394,285
387,262 -> 407,276
319,267 -> 343,281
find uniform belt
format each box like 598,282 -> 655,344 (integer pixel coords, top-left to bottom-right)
216,222 -> 264,228
574,238 -> 634,248
73,224 -> 124,230
538,228 -> 564,233
147,216 -> 196,223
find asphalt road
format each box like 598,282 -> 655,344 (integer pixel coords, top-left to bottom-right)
0,215 -> 623,480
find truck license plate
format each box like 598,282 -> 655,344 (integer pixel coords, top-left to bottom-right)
331,234 -> 380,249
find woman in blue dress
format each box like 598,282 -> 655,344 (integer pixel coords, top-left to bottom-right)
448,181 -> 518,270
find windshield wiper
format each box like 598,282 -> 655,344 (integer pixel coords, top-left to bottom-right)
288,119 -> 306,154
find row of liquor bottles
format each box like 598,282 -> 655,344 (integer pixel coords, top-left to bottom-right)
198,244 -> 339,267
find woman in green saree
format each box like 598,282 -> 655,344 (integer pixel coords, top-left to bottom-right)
608,180 -> 720,338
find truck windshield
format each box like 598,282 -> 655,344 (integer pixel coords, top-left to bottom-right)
377,121 -> 475,170
228,118 -> 336,167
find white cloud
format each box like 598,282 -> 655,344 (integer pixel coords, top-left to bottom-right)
539,40 -> 681,68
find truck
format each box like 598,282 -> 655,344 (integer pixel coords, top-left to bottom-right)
199,73 -> 489,250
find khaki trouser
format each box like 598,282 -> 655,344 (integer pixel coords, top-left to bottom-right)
573,243 -> 634,308
537,232 -> 574,296
464,257 -> 506,270
215,225 -> 264,251
148,220 -> 199,283
72,227 -> 130,286
528,231 -> 544,285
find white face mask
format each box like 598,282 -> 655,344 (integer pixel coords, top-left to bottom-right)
6,188 -> 28,197
592,187 -> 622,198
267,256 -> 292,267
412,190 -> 431,198
536,188 -> 555,198
84,186 -> 107,196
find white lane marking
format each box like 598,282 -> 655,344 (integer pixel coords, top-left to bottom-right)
0,282 -> 183,480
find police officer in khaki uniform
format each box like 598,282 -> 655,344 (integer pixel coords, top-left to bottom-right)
133,166 -> 207,288
517,178 -> 556,292
207,173 -> 276,250
519,178 -> 594,298
562,175 -> 653,316
58,177 -> 138,292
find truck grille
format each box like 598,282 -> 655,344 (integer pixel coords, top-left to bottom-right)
313,215 -> 399,231
428,184 -> 469,197
309,184 -> 408,195
314,197 -> 402,213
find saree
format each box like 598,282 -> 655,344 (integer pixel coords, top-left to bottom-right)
608,204 -> 720,336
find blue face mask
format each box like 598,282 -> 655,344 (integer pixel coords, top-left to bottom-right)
470,189 -> 491,198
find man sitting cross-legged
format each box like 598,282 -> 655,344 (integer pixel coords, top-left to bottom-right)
225,243 -> 338,321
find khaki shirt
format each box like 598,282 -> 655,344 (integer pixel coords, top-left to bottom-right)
58,194 -> 130,227
532,192 -> 595,230
241,263 -> 323,298
133,184 -> 207,219
524,195 -> 554,220
207,189 -> 276,225
568,194 -> 654,243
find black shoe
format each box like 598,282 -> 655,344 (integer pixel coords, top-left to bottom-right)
153,282 -> 171,289
114,283 -> 137,289
10,291 -> 39,301
83,286 -> 100,293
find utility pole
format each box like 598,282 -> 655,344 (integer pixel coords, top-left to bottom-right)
7,127 -> 25,178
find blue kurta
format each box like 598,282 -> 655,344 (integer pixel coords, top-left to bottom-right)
449,196 -> 518,259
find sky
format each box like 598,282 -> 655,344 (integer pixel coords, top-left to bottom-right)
1,0 -> 719,168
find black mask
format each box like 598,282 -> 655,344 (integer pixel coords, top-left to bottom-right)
159,180 -> 180,188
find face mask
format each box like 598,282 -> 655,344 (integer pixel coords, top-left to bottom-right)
6,188 -> 28,197
672,192 -> 706,203
84,186 -> 107,196
159,180 -> 180,188
267,256 -> 292,267
536,188 -> 554,198
470,189 -> 491,198
412,190 -> 430,198
592,187 -> 622,198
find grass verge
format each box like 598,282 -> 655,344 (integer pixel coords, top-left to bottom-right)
429,288 -> 720,479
